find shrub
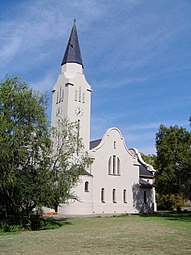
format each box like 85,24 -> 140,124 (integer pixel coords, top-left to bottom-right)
157,194 -> 186,211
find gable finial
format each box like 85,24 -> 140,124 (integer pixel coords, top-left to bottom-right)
74,18 -> 76,25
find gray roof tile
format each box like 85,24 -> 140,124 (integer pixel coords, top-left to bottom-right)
90,139 -> 102,150
139,164 -> 153,177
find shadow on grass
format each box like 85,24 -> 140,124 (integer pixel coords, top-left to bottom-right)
0,217 -> 72,234
42,216 -> 73,230
140,211 -> 191,223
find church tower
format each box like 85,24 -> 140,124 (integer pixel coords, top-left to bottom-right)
51,22 -> 92,151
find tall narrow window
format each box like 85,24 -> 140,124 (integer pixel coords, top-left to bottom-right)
79,86 -> 81,102
123,189 -> 127,203
59,86 -> 62,103
61,89 -> 64,102
113,155 -> 116,175
75,89 -> 77,101
101,188 -> 105,203
56,92 -> 59,104
108,156 -> 112,174
117,157 -> 120,175
113,189 -> 116,203
114,141 -> 116,149
144,190 -> 147,203
82,92 -> 85,103
85,181 -> 89,192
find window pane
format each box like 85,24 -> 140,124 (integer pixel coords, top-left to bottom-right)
144,190 -> 147,203
113,155 -> 116,175
85,181 -> 89,192
113,189 -> 116,203
123,189 -> 127,203
117,157 -> 120,175
108,157 -> 111,174
101,188 -> 105,203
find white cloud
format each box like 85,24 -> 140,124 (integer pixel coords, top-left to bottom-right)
0,37 -> 21,64
0,0 -> 105,71
30,73 -> 56,92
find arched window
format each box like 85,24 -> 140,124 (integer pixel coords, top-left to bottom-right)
108,156 -> 112,174
108,155 -> 121,175
113,155 -> 116,175
117,157 -> 120,175
101,188 -> 105,203
113,189 -> 116,203
123,189 -> 127,203
85,181 -> 89,192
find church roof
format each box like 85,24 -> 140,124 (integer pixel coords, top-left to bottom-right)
61,22 -> 83,67
139,164 -> 153,178
90,139 -> 102,150
80,170 -> 93,177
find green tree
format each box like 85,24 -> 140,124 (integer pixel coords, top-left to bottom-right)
0,77 -> 90,229
141,153 -> 156,168
0,76 -> 51,227
155,124 -> 191,201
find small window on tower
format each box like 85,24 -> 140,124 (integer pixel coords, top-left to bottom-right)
61,89 -> 64,102
79,86 -> 81,102
82,92 -> 85,103
56,92 -> 59,104
75,89 -> 77,101
59,86 -> 62,103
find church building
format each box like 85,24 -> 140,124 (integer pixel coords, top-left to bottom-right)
51,22 -> 157,215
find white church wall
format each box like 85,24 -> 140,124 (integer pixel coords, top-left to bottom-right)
58,175 -> 93,215
91,128 -> 140,214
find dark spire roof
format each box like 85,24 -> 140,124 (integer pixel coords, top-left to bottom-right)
61,21 -> 83,67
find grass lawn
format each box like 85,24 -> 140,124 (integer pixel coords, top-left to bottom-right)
0,213 -> 191,255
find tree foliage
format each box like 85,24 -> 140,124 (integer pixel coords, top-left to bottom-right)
0,77 -> 90,230
155,124 -> 191,200
141,153 -> 156,168
0,77 -> 51,225
48,118 -> 92,208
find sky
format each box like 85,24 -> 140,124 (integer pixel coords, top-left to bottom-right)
0,0 -> 191,154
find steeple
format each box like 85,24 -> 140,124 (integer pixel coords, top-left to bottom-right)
61,20 -> 83,67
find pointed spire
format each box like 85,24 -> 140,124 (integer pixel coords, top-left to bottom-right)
61,20 -> 83,67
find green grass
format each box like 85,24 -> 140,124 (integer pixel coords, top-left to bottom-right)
0,213 -> 191,255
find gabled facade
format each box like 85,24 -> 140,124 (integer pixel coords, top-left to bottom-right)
51,22 -> 157,215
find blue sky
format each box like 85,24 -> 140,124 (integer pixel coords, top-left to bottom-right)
0,0 -> 191,154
